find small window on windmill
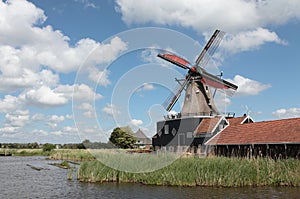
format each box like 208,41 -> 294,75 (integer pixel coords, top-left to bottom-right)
186,132 -> 193,138
158,130 -> 162,136
205,86 -> 209,93
195,89 -> 200,94
164,125 -> 169,134
171,128 -> 177,136
218,124 -> 224,131
186,94 -> 190,100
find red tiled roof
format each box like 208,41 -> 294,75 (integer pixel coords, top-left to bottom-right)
194,116 -> 223,135
206,117 -> 300,145
227,116 -> 247,125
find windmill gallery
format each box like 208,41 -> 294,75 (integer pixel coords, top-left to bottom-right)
151,30 -> 300,159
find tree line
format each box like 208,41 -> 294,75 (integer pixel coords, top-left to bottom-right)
1,126 -> 138,150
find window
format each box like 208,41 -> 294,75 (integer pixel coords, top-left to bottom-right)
186,132 -> 193,138
164,125 -> 169,134
171,128 -> 177,136
219,124 -> 224,130
158,130 -> 162,136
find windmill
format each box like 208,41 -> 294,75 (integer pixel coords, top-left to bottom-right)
158,30 -> 238,117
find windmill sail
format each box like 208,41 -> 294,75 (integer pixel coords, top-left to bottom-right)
157,53 -> 190,70
201,70 -> 238,90
158,29 -> 238,114
163,75 -> 191,111
195,30 -> 225,68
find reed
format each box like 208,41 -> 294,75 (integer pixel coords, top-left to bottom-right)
49,149 -> 95,161
0,149 -> 47,156
78,157 -> 300,187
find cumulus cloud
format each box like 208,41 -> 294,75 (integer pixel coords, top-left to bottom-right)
75,0 -> 99,9
129,119 -> 143,126
136,83 -> 155,92
102,104 -> 121,116
0,95 -> 22,113
115,0 -> 259,32
47,115 -> 65,129
88,68 -> 111,86
24,85 -> 68,108
116,0 -> 300,32
272,108 -> 300,119
55,84 -> 103,101
222,28 -> 286,54
228,75 -> 271,96
78,102 -> 97,118
4,110 -> 30,128
0,0 -> 127,97
116,0 -> 299,55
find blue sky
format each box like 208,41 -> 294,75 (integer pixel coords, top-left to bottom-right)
0,0 -> 300,143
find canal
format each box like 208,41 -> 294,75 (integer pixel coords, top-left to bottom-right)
0,156 -> 299,198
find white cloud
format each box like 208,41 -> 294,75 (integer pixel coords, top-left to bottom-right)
78,103 -> 97,118
50,130 -> 63,136
116,0 -> 299,55
1,83 -> 102,110
24,85 -> 68,108
228,75 -> 271,96
136,83 -> 155,92
116,0 -> 300,33
78,102 -> 93,111
0,45 -> 60,91
32,129 -> 48,136
272,108 -> 300,119
83,111 -> 97,118
66,114 -> 73,119
75,0 -> 99,9
0,0 -> 127,98
102,103 -> 121,116
4,110 -> 30,128
55,84 -> 103,101
49,115 -> 65,123
31,113 -> 46,121
129,119 -> 143,126
0,126 -> 20,134
116,0 -> 259,32
0,95 -> 21,113
222,28 -> 286,54
88,68 -> 111,86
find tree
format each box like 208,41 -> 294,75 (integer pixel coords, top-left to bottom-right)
42,143 -> 56,152
109,127 -> 136,149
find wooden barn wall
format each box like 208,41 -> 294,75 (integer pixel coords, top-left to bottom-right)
211,144 -> 300,159
153,117 -> 202,147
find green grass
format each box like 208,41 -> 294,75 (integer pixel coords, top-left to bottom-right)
78,157 -> 300,187
0,149 -> 48,156
49,149 -> 95,161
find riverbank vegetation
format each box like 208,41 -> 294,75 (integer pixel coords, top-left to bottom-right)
0,148 -> 48,156
78,157 -> 300,187
49,149 -> 95,161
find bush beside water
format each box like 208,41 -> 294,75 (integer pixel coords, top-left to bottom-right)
78,157 -> 300,187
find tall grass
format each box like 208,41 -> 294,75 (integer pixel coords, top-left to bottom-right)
0,149 -> 47,156
78,157 -> 300,187
49,149 -> 95,161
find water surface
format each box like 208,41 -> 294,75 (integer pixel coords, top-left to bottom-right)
0,156 -> 299,198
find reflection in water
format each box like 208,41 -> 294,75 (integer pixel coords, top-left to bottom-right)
0,156 -> 299,199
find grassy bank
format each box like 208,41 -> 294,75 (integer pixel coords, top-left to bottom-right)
0,149 -> 48,156
78,157 -> 300,187
49,149 -> 95,161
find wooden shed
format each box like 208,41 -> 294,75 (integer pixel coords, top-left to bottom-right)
206,117 -> 300,159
